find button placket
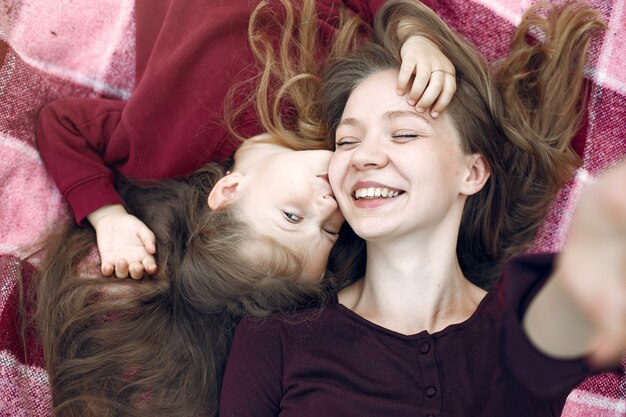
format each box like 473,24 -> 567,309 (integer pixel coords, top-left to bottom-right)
416,335 -> 441,416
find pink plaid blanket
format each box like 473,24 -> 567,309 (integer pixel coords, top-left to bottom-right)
0,0 -> 624,415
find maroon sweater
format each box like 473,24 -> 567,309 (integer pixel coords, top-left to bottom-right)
220,254 -> 596,417
35,0 -> 385,224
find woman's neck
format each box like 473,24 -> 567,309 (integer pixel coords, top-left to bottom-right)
338,235 -> 486,335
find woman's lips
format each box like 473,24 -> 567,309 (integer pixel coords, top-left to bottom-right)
350,181 -> 404,207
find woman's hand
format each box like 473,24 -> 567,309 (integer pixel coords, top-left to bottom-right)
87,204 -> 158,279
397,35 -> 456,118
555,162 -> 626,367
524,161 -> 626,368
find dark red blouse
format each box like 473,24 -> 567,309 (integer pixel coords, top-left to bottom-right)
220,254 -> 596,417
35,0 -> 384,224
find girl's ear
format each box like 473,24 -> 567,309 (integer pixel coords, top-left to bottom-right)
461,154 -> 490,196
207,173 -> 244,210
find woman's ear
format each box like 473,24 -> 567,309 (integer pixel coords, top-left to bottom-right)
461,154 -> 490,196
207,173 -> 244,210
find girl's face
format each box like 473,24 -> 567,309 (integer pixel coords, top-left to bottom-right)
329,69 -> 483,243
235,145 -> 345,281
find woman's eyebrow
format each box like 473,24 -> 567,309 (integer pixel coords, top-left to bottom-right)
384,110 -> 431,124
338,111 -> 432,128
337,117 -> 360,128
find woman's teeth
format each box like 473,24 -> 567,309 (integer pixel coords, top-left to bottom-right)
354,187 -> 400,199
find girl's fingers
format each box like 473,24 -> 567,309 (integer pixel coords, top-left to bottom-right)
407,62 -> 431,107
397,59 -> 416,95
416,71 -> 445,112
115,258 -> 130,279
430,72 -> 457,118
143,255 -> 158,276
101,262 -> 114,277
139,230 -> 157,254
397,59 -> 457,116
129,262 -> 145,280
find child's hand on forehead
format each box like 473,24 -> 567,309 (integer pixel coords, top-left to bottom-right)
87,204 -> 158,279
397,35 -> 456,118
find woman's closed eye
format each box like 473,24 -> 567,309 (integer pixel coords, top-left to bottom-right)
283,211 -> 303,223
335,137 -> 359,148
391,131 -> 421,142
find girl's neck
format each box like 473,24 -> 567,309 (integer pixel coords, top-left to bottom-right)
232,134 -> 281,173
338,236 -> 487,335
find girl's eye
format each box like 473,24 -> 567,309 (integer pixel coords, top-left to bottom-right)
283,212 -> 303,223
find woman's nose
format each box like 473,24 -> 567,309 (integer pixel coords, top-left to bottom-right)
350,138 -> 388,170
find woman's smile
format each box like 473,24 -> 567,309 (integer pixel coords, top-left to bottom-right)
329,69 -> 470,241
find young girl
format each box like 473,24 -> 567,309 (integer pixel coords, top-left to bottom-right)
219,1 -> 609,416
32,1 -> 454,416
35,0 -> 455,281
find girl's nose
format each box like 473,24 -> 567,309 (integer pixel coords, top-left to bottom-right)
321,202 -> 345,234
318,193 -> 339,216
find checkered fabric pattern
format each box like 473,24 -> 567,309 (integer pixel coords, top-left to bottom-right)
0,0 -> 624,415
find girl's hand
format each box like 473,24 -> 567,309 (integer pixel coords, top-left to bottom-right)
87,204 -> 158,279
398,35 -> 456,118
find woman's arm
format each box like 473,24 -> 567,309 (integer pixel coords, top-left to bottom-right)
524,160 -> 626,368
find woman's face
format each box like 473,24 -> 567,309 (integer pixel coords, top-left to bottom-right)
329,69 -> 475,243
236,144 -> 345,281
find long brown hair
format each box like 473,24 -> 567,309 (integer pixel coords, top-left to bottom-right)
34,164 -> 325,417
32,1 -> 371,416
224,0 -> 367,151
322,0 -> 605,288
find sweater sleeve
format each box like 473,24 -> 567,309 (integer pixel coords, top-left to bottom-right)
342,0 -> 388,25
343,0 -> 436,29
220,317 -> 285,417
36,98 -> 131,225
502,253 -> 597,399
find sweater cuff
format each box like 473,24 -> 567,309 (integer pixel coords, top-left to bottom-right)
502,253 -> 594,399
65,176 -> 124,226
